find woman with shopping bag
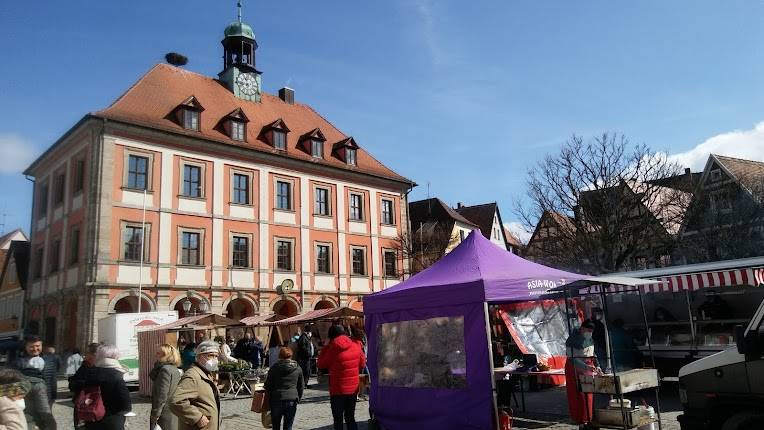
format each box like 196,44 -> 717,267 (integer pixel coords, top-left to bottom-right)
261,347 -> 304,430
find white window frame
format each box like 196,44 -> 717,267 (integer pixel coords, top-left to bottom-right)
381,198 -> 395,225
346,148 -> 357,166
230,120 -> 246,141
122,148 -> 154,191
315,242 -> 333,274
314,186 -> 331,216
177,227 -> 205,266
349,192 -> 364,221
183,109 -> 200,131
311,139 -> 324,158
229,232 -> 253,269
274,237 -> 295,272
350,245 -> 367,276
230,169 -> 253,206
273,129 -> 287,150
120,221 -> 152,263
383,249 -> 398,278
275,178 -> 294,211
180,159 -> 206,199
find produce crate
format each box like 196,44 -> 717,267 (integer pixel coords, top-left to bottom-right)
593,408 -> 641,428
580,368 -> 659,394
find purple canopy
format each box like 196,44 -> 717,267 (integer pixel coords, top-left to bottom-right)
364,231 -> 591,430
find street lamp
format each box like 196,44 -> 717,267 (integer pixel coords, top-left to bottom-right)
199,300 -> 209,314
182,298 -> 192,315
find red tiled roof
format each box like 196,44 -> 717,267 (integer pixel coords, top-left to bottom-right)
95,64 -> 412,185
503,227 -> 522,247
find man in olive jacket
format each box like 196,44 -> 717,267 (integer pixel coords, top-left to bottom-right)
170,340 -> 221,430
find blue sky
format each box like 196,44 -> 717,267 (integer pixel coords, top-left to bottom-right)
2,1 -> 764,241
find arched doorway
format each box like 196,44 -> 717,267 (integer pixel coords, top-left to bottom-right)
174,297 -> 204,319
273,299 -> 298,317
314,300 -> 335,310
113,296 -> 153,314
226,298 -> 255,320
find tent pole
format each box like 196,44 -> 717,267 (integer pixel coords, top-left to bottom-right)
483,302 -> 500,429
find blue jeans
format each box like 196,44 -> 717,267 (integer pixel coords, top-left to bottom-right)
270,399 -> 298,430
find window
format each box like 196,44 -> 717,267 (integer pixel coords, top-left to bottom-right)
311,139 -> 324,158
316,244 -> 331,274
74,159 -> 85,193
54,173 -> 65,205
276,181 -> 292,210
384,250 -> 397,277
181,231 -> 201,265
711,169 -> 723,182
183,109 -> 199,130
710,191 -> 732,213
38,183 -> 49,217
273,130 -> 286,150
231,235 -> 250,268
232,173 -> 250,205
123,225 -> 145,262
315,187 -> 330,216
381,199 -> 394,225
69,227 -> 80,266
34,247 -> 43,279
346,148 -> 357,166
183,164 -> 203,198
459,230 -> 465,242
350,193 -> 363,221
351,247 -> 366,275
49,239 -> 60,274
230,120 -> 245,141
127,154 -> 149,190
276,240 -> 293,271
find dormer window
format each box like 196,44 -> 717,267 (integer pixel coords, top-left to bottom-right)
274,130 -> 286,150
183,109 -> 199,130
311,139 -> 324,158
346,148 -> 357,166
231,120 -> 245,141
333,137 -> 359,166
174,96 -> 204,131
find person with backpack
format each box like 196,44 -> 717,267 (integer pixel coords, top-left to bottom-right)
150,344 -> 182,430
69,343 -> 99,428
295,326 -> 314,388
75,344 -> 132,430
317,325 -> 366,430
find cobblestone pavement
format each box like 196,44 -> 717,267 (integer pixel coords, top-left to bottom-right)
51,380 -> 680,429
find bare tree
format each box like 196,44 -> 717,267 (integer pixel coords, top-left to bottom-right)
516,133 -> 690,274
394,222 -> 461,275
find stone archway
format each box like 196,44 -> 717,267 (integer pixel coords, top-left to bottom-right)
314,299 -> 336,310
112,295 -> 155,314
169,292 -> 211,319
272,298 -> 299,317
225,298 -> 256,320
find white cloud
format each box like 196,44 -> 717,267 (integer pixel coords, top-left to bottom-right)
668,122 -> 764,171
0,134 -> 39,174
504,222 -> 532,245
412,0 -> 446,65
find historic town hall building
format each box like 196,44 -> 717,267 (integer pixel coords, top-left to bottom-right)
23,14 -> 413,349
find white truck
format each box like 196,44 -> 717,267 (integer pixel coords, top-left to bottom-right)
97,311 -> 178,382
677,298 -> 764,430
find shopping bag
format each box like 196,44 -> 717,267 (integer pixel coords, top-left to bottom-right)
261,409 -> 273,428
251,390 -> 267,413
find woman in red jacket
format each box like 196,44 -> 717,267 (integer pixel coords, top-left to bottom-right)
317,325 -> 366,430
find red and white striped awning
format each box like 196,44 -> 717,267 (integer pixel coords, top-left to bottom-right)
639,267 -> 764,293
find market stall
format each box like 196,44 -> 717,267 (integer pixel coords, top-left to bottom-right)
136,313 -> 243,396
364,230 -> 658,430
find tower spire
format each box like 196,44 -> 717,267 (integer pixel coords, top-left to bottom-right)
237,0 -> 242,22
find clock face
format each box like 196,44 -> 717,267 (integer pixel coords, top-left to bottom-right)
236,72 -> 260,96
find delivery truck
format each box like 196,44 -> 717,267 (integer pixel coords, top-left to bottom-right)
97,311 -> 178,382
677,297 -> 764,430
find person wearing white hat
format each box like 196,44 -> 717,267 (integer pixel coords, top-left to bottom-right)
170,340 -> 222,430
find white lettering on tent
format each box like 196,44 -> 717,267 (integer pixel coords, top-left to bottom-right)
527,279 -> 557,290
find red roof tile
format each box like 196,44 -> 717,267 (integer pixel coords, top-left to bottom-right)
95,64 -> 412,185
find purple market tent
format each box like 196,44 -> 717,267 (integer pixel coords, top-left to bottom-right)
364,230 -> 652,430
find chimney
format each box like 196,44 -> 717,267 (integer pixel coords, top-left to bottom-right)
279,87 -> 294,105
685,168 -> 691,176
457,202 -> 464,209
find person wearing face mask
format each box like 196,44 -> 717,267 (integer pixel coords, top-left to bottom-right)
170,340 -> 222,430
0,369 -> 31,430
564,320 -> 600,429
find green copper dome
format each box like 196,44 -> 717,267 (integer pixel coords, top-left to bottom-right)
224,21 -> 255,39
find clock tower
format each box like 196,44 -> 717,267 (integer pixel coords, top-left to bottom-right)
219,2 -> 262,102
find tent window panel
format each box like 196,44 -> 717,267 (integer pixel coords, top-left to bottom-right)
377,316 -> 467,389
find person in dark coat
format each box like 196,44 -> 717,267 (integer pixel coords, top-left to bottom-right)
294,326 -> 314,388
12,336 -> 56,430
42,346 -> 61,406
150,344 -> 182,430
264,347 -> 304,430
79,344 -> 132,430
317,325 -> 366,430
68,343 -> 99,428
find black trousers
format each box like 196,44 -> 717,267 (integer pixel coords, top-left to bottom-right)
297,359 -> 310,387
330,394 -> 358,430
